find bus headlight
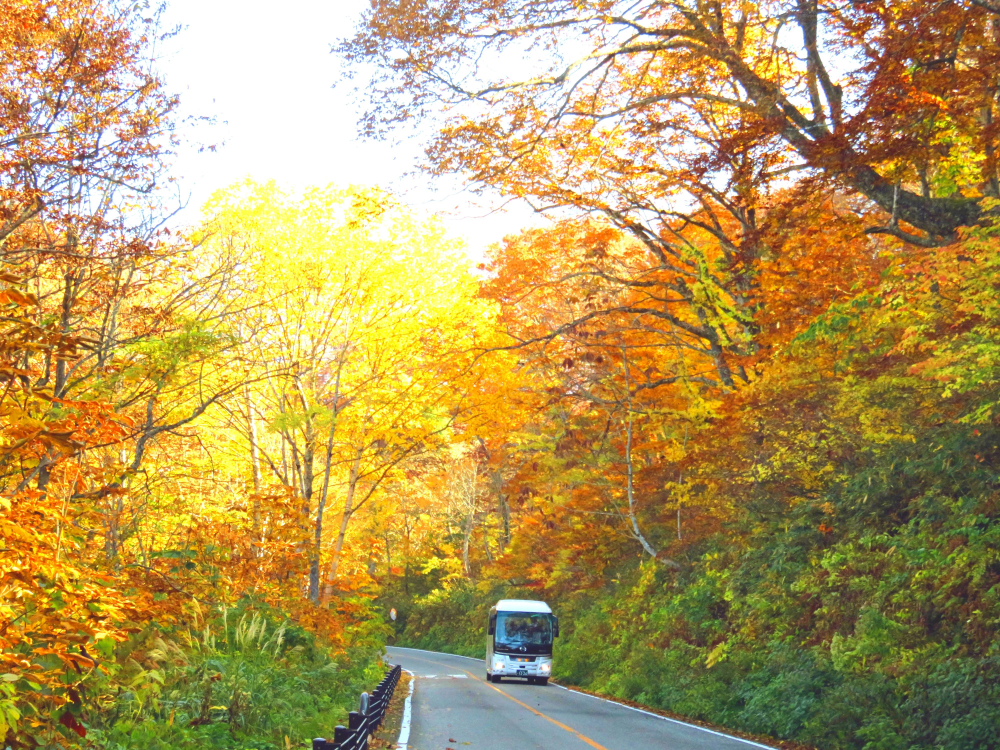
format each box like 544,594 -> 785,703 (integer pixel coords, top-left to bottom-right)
493,658 -> 505,672
537,662 -> 551,674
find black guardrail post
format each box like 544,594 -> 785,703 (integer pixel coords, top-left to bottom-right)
349,709 -> 365,748
319,664 -> 401,750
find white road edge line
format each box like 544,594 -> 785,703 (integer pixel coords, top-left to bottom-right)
389,645 -> 483,662
550,683 -> 777,750
388,646 -> 776,750
395,669 -> 415,750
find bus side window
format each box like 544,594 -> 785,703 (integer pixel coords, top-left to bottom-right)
488,613 -> 496,635
553,616 -> 559,638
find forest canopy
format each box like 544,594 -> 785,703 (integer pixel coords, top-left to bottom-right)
342,2 -> 1000,749
0,1 -> 998,749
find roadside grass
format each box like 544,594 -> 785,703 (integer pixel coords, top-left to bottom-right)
87,602 -> 385,750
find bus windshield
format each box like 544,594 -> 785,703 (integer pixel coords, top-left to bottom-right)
495,612 -> 553,654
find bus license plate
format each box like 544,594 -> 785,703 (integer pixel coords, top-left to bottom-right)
517,669 -> 527,676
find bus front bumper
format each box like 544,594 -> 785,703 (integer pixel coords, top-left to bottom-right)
491,657 -> 552,677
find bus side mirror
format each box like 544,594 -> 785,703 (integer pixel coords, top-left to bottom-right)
488,614 -> 496,636
553,616 -> 559,638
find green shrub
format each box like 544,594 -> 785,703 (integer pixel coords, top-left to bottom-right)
89,602 -> 385,750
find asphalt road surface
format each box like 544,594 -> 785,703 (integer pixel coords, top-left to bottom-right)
386,646 -> 773,750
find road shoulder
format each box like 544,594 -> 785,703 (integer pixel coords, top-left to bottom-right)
370,668 -> 413,749
548,680 -> 815,750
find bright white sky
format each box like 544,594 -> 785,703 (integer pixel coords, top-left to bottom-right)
159,0 -> 540,259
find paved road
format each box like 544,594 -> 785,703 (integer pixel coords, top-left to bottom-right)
386,646 -> 772,750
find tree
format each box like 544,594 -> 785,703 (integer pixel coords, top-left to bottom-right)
199,180 -> 487,602
345,0 -> 1000,247
0,0 -> 205,742
345,4 -> 938,392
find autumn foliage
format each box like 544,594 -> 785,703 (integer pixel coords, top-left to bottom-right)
2,0 -> 1000,749
0,3 -> 389,747
345,1 -> 1000,749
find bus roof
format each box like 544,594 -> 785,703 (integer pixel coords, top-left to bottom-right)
495,599 -> 552,614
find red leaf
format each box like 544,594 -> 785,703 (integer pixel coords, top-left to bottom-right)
59,711 -> 87,738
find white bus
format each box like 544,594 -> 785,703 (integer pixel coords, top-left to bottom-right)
485,599 -> 559,685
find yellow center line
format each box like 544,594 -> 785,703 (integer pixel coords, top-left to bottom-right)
480,679 -> 609,750
390,652 -> 610,750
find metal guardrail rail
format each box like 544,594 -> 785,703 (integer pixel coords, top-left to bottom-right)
312,664 -> 402,750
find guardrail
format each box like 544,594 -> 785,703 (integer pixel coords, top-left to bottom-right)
312,664 -> 402,750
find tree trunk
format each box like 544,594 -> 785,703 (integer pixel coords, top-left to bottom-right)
103,502 -> 118,561
309,413 -> 338,602
281,434 -> 289,482
301,422 -> 318,599
620,349 -> 681,569
492,465 -> 510,554
384,531 -> 393,576
483,513 -> 493,562
623,410 -> 657,557
462,504 -> 475,576
247,388 -> 263,538
498,490 -> 510,554
323,451 -> 361,600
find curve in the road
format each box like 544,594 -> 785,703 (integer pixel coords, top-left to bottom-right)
388,646 -> 776,750
402,652 -> 608,749
390,649 -> 608,749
